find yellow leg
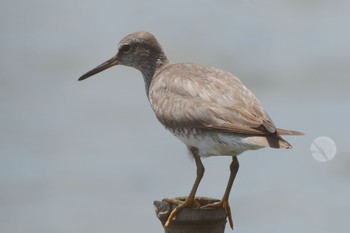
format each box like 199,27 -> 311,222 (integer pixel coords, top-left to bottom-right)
163,147 -> 204,227
202,156 -> 239,229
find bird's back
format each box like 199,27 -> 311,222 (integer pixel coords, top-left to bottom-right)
150,63 -> 275,134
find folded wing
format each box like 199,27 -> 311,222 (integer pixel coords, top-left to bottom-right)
150,63 -> 280,136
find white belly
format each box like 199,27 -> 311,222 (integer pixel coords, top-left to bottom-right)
168,128 -> 264,157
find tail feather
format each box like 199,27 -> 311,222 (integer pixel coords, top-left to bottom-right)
243,128 -> 303,150
245,135 -> 292,149
266,135 -> 292,149
276,128 -> 304,136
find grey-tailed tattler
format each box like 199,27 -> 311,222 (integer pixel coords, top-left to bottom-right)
78,31 -> 303,229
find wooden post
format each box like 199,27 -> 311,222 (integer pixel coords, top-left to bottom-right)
154,197 -> 227,233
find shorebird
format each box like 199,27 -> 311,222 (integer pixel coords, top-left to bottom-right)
78,31 -> 303,229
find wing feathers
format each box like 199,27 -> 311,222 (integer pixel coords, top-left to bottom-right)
150,63 -> 301,136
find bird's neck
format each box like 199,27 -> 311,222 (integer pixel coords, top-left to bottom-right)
141,55 -> 169,97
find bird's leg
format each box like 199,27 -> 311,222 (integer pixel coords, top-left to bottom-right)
202,156 -> 239,229
163,147 -> 204,227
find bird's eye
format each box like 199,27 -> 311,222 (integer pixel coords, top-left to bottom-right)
120,44 -> 131,53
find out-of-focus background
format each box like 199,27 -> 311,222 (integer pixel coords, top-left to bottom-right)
1,0 -> 349,232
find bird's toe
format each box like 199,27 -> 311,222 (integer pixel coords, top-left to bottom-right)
163,196 -> 200,227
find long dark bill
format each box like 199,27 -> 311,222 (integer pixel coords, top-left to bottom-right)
78,56 -> 118,81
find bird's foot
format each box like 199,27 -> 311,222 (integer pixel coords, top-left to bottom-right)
163,196 -> 200,227
202,199 -> 234,229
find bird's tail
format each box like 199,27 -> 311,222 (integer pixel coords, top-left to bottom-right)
246,128 -> 303,149
264,134 -> 292,149
246,134 -> 292,149
266,128 -> 304,149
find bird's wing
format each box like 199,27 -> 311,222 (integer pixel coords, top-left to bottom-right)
149,63 -> 277,136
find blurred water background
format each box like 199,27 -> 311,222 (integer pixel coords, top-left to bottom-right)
1,0 -> 349,232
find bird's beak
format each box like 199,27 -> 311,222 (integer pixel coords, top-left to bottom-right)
78,56 -> 118,81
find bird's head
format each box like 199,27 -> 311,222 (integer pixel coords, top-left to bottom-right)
78,31 -> 168,81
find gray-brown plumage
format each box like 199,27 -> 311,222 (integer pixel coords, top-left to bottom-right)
79,31 -> 303,229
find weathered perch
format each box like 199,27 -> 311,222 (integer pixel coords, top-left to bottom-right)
154,197 -> 228,233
